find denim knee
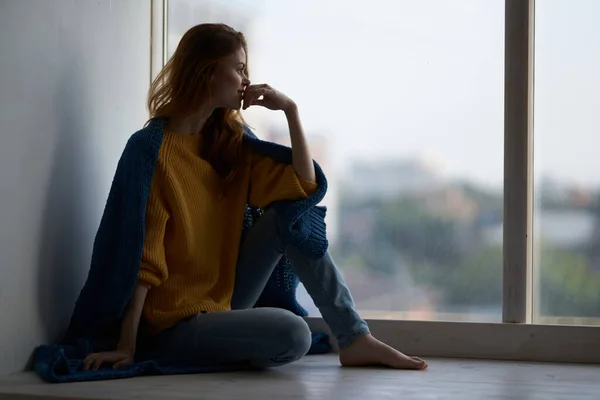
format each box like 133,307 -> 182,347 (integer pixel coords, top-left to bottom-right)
257,309 -> 312,367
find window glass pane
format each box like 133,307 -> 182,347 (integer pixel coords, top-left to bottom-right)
167,0 -> 505,322
533,0 -> 600,325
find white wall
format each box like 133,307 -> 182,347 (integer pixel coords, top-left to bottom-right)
0,0 -> 151,376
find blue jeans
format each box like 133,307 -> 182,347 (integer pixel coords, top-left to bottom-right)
141,208 -> 370,368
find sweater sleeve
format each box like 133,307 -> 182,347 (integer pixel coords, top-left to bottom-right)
137,169 -> 170,288
248,151 -> 319,208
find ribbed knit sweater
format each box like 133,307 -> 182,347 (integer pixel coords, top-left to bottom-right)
138,132 -> 318,332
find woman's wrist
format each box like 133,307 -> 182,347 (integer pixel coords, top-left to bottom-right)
117,343 -> 135,355
283,102 -> 298,116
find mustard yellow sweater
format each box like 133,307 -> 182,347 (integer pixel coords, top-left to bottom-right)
138,132 -> 317,332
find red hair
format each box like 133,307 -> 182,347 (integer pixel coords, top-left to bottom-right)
148,23 -> 249,183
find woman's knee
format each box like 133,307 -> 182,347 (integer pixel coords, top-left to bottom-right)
256,309 -> 312,367
279,312 -> 312,356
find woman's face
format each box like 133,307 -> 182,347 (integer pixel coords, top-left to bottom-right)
210,47 -> 250,110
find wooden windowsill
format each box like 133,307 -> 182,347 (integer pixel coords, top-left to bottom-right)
306,317 -> 600,363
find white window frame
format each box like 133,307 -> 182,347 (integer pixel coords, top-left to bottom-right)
152,0 -> 600,363
151,0 -> 168,84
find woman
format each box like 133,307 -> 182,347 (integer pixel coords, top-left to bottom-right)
82,23 -> 427,372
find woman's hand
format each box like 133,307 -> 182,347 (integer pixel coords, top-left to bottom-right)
82,349 -> 134,371
243,83 -> 315,182
242,84 -> 297,112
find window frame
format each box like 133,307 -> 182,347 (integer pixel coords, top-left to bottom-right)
154,0 -> 600,363
503,0 -> 534,325
150,0 -> 168,84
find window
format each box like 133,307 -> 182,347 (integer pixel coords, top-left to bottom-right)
533,0 -> 600,326
157,0 -> 600,362
167,0 -> 505,322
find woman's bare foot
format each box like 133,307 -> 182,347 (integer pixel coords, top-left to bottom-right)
339,334 -> 427,370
